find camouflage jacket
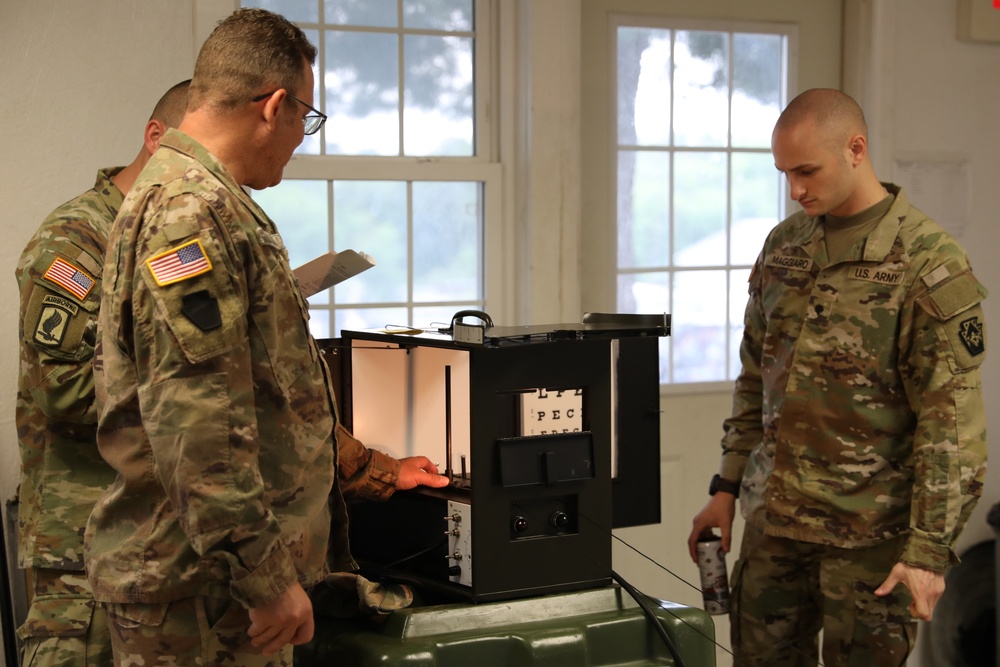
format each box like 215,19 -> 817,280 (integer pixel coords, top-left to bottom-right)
15,168 -> 123,570
87,130 -> 398,608
721,184 -> 987,572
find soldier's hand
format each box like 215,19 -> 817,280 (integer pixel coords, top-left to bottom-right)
688,493 -> 736,562
396,456 -> 450,490
875,562 -> 945,621
247,582 -> 314,655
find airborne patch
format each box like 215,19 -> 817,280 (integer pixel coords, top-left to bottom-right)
958,316 -> 985,356
33,301 -> 73,346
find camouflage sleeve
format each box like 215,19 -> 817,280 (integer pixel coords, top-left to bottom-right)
18,243 -> 103,424
900,259 -> 988,571
719,253 -> 767,482
130,199 -> 297,607
335,423 -> 401,501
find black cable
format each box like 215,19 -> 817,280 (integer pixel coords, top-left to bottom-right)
612,569 -> 687,667
380,539 -> 448,570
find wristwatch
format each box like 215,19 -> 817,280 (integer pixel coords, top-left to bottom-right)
709,474 -> 740,498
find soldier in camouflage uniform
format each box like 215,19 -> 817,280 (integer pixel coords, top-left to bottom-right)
15,80 -> 190,667
86,9 -> 445,667
688,89 -> 987,666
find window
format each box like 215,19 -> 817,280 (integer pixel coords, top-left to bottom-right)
613,17 -> 794,385
241,0 -> 500,337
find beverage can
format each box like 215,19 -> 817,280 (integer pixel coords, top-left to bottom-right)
696,532 -> 730,615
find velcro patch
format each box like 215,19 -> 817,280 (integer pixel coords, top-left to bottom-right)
146,240 -> 212,287
921,271 -> 985,320
42,257 -> 95,300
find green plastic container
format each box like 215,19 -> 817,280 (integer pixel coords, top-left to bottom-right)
297,585 -> 716,666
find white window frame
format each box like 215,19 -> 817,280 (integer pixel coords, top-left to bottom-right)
197,0 -> 511,330
609,14 -> 797,394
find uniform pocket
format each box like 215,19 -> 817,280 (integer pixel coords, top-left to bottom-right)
17,595 -> 94,639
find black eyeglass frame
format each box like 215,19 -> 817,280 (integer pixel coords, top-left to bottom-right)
252,90 -> 327,135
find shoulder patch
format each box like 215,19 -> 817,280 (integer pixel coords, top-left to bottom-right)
33,297 -> 75,346
146,239 -> 213,287
42,257 -> 95,300
958,316 -> 985,356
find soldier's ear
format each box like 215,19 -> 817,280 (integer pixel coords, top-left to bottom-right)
144,120 -> 168,155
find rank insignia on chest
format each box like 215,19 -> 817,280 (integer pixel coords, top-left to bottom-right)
959,316 -> 985,356
146,239 -> 213,287
42,257 -> 95,300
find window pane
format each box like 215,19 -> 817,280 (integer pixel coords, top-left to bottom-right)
413,182 -> 480,301
413,305 -> 467,330
672,270 -> 727,382
732,33 -> 783,148
296,28 -> 323,157
250,179 -> 330,302
244,0 -> 318,23
731,152 -> 779,265
404,0 -> 473,30
673,151 -> 727,267
673,31 -> 728,148
403,35 -> 474,156
325,30 -> 399,155
336,307 -> 409,334
618,150 -> 670,269
333,181 -> 407,303
618,271 -> 669,321
729,268 -> 751,379
308,311 -> 331,340
617,27 -> 671,147
325,0 -> 397,27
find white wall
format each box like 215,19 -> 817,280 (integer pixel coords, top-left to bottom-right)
0,1 -> 997,666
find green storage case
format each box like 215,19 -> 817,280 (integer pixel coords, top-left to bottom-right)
297,585 -> 716,666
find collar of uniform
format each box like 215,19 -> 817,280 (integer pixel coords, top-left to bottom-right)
860,182 -> 907,263
160,129 -> 243,199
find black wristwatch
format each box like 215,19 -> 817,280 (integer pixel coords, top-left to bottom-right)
709,474 -> 740,498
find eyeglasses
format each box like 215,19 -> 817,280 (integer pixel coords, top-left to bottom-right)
251,90 -> 327,135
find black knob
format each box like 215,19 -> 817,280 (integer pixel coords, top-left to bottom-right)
512,516 -> 528,532
551,511 -> 569,529
448,565 -> 462,577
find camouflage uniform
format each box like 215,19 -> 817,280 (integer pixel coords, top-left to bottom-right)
720,184 -> 987,665
15,168 -> 122,666
87,130 -> 399,666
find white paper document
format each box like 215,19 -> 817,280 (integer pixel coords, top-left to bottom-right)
293,249 -> 375,298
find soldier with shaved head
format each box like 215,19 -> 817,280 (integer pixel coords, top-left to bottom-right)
15,78 -> 189,667
689,88 -> 987,666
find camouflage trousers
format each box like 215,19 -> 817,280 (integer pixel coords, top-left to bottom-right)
17,568 -> 113,667
730,523 -> 916,667
105,595 -> 292,667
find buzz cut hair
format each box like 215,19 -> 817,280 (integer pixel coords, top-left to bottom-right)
775,88 -> 868,149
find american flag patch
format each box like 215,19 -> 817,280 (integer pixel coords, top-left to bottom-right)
43,257 -> 95,300
146,240 -> 212,287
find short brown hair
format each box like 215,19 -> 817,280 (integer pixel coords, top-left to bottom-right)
189,8 -> 317,111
